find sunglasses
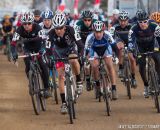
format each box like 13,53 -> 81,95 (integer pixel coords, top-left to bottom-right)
84,19 -> 92,22
138,20 -> 148,24
23,22 -> 32,25
55,26 -> 64,30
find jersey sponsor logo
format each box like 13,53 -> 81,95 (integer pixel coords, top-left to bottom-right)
74,32 -> 81,41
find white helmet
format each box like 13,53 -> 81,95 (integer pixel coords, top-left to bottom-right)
92,20 -> 106,31
112,9 -> 120,15
52,12 -> 66,27
64,9 -> 71,16
21,11 -> 34,23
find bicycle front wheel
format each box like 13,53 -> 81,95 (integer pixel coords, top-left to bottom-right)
102,74 -> 111,116
66,76 -> 75,124
150,69 -> 160,113
29,71 -> 41,115
37,71 -> 46,111
124,61 -> 131,99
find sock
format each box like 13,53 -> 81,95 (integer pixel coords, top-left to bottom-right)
86,75 -> 90,82
76,74 -> 81,82
60,93 -> 66,103
95,80 -> 100,87
119,64 -> 123,69
112,85 -> 116,91
144,82 -> 149,87
131,73 -> 135,79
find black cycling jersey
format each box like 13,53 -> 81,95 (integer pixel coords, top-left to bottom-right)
12,23 -> 44,52
48,25 -> 84,52
128,21 -> 160,51
75,19 -> 96,44
113,23 -> 132,45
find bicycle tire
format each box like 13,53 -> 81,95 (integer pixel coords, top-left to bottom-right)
37,71 -> 46,111
150,68 -> 160,113
52,68 -> 58,104
102,74 -> 111,116
124,60 -> 132,99
66,76 -> 74,124
29,71 -> 41,115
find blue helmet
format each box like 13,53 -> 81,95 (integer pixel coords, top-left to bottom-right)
41,10 -> 54,19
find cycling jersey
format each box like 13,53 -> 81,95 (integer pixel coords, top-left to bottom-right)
12,23 -> 44,52
39,22 -> 54,36
48,25 -> 83,49
85,31 -> 115,57
113,23 -> 132,45
74,19 -> 96,44
128,22 -> 160,52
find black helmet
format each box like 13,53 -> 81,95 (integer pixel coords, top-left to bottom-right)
81,10 -> 93,19
118,10 -> 129,20
136,10 -> 148,21
33,9 -> 41,16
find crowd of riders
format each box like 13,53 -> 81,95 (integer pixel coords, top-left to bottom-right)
0,7 -> 160,114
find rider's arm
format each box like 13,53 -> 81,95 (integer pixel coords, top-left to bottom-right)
128,26 -> 136,51
104,30 -> 116,45
70,26 -> 84,54
84,33 -> 94,57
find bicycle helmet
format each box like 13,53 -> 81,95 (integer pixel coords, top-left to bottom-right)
150,12 -> 160,23
41,10 -> 53,19
33,9 -> 41,16
21,11 -> 34,23
81,9 -> 93,19
52,12 -> 66,27
112,9 -> 120,15
92,20 -> 106,31
136,10 -> 148,21
118,10 -> 129,20
64,9 -> 71,16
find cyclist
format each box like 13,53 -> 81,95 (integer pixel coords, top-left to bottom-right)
11,11 -> 50,98
47,12 -> 84,114
128,10 -> 160,98
74,9 -> 96,44
39,10 -> 54,37
1,14 -> 14,54
33,9 -> 43,24
74,9 -> 96,91
112,10 -> 137,88
39,10 -> 54,55
110,9 -> 120,27
85,20 -> 118,100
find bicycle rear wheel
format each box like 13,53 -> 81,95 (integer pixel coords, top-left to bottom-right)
29,71 -> 41,115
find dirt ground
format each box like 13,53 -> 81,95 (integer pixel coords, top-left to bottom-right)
0,54 -> 160,130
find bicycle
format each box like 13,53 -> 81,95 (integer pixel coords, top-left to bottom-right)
54,57 -> 79,124
48,56 -> 58,104
121,47 -> 132,99
18,53 -> 46,115
138,51 -> 160,113
90,56 -> 112,116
